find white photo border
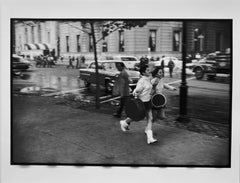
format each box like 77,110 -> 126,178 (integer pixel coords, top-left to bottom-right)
1,0 -> 239,182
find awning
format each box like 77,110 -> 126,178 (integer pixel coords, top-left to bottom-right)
34,43 -> 52,50
24,43 -> 37,50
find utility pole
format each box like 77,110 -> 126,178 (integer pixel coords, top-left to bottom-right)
90,21 -> 100,109
177,20 -> 190,123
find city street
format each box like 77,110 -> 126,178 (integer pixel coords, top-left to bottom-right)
12,62 -> 231,126
11,62 -> 231,165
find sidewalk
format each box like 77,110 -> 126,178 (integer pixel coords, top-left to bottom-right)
12,95 -> 230,166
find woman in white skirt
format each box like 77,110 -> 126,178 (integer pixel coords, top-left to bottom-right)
120,64 -> 157,144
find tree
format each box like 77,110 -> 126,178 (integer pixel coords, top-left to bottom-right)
13,19 -> 147,109
65,20 -> 147,109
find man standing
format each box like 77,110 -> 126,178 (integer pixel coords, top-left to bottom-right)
160,55 -> 165,76
168,58 -> 175,78
67,56 -> 74,69
113,62 -> 130,118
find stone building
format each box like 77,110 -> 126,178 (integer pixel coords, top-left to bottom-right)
58,21 -> 183,60
185,21 -> 231,54
13,20 -> 58,58
13,20 -> 231,60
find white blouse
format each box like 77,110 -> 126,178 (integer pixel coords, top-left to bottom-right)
133,76 -> 152,102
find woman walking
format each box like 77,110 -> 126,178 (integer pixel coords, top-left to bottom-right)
120,64 -> 157,144
151,66 -> 176,121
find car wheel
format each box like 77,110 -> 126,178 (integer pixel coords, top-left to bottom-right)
105,80 -> 112,93
194,67 -> 204,80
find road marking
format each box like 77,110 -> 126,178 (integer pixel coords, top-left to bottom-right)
41,88 -> 87,97
167,77 -> 195,85
100,96 -> 121,104
99,95 -> 112,99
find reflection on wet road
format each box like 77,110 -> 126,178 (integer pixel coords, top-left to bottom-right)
12,66 -> 111,102
13,67 -> 85,95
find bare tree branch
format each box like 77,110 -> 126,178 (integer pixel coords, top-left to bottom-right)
63,22 -> 91,35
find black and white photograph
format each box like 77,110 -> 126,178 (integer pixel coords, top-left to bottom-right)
11,19 -> 232,167
1,0 -> 240,183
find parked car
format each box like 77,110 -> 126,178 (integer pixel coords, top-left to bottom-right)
79,60 -> 140,93
187,52 -> 231,80
99,55 -> 140,70
12,54 -> 31,71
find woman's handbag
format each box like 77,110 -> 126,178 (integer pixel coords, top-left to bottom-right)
125,98 -> 146,121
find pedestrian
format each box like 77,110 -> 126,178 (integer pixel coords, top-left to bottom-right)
151,66 -> 176,121
76,57 -> 80,69
168,58 -> 175,78
67,56 -> 74,69
60,56 -> 64,62
112,62 -> 131,118
139,55 -> 148,68
120,64 -> 157,144
81,56 -> 85,64
144,55 -> 149,65
47,55 -> 51,68
160,55 -> 165,76
42,56 -> 47,68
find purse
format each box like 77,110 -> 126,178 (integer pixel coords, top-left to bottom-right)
125,98 -> 146,121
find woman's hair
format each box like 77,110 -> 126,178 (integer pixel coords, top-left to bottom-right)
152,66 -> 163,77
139,65 -> 149,75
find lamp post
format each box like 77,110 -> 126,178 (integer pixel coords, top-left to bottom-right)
177,20 -> 190,123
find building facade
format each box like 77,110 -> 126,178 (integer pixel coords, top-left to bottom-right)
58,21 -> 183,59
13,20 -> 231,60
14,20 -> 58,58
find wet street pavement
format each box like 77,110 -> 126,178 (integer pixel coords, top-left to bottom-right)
12,64 -> 231,139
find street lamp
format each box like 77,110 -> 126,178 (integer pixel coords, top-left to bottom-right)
176,20 -> 190,123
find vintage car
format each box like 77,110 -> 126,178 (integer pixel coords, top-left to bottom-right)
79,60 -> 140,93
99,55 -> 140,70
187,52 -> 231,80
12,54 -> 31,71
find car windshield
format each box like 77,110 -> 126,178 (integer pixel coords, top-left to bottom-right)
119,57 -> 137,61
102,62 -> 118,71
89,63 -> 102,69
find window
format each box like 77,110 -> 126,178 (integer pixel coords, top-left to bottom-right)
76,35 -> 81,52
216,32 -> 223,51
25,27 -> 28,43
48,32 -> 50,43
102,62 -> 117,70
19,36 -> 22,49
102,41 -> 108,52
173,30 -> 181,51
89,35 -> 93,52
149,30 -> 156,52
194,28 -> 204,52
31,26 -> 35,43
119,30 -> 124,52
66,36 -> 69,52
38,23 -> 41,42
120,57 -> 137,61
